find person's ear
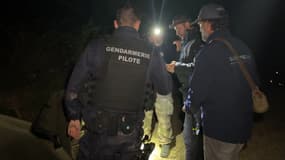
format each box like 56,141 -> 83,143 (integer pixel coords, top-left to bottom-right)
185,21 -> 191,29
205,22 -> 213,34
114,20 -> 119,29
134,20 -> 141,31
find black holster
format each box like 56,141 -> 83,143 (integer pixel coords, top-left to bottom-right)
87,110 -> 139,136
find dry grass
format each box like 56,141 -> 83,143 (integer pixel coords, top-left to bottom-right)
149,89 -> 285,160
0,84 -> 284,160
241,89 -> 285,160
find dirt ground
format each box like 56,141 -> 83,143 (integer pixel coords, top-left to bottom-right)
0,87 -> 284,160
240,89 -> 285,160
149,88 -> 285,160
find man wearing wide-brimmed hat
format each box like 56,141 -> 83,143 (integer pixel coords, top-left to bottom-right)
167,14 -> 204,160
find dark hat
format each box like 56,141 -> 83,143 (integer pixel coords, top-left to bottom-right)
169,15 -> 189,29
192,3 -> 227,24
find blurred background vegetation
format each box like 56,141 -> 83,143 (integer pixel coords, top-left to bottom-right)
0,21 -> 104,121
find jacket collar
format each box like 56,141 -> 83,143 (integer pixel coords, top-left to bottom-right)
206,29 -> 231,44
113,26 -> 140,39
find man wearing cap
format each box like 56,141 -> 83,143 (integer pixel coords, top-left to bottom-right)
168,15 -> 204,160
187,3 -> 259,160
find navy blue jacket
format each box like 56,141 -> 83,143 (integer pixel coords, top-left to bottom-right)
64,27 -> 172,120
188,30 -> 259,143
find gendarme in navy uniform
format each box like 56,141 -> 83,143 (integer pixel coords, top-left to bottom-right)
64,4 -> 172,160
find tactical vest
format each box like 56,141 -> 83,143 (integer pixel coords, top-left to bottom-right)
82,36 -> 152,113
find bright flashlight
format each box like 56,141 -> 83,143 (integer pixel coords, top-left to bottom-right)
152,27 -> 162,36
149,26 -> 164,46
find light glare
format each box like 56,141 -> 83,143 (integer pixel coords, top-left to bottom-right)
153,27 -> 161,36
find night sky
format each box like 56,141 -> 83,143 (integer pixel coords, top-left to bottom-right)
1,1 -> 284,158
1,0 -> 285,87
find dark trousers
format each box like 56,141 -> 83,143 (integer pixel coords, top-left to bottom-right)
183,113 -> 204,160
78,128 -> 142,160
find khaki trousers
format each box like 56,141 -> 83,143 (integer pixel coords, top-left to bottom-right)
155,94 -> 174,144
143,94 -> 174,145
204,135 -> 244,160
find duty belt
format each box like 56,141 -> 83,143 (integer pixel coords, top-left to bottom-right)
86,109 -> 141,136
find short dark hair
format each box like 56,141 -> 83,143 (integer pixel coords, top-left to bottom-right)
116,3 -> 140,26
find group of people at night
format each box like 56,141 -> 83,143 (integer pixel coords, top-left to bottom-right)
64,2 -> 259,160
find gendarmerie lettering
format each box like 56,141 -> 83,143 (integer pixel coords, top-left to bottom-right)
106,46 -> 150,59
118,55 -> 141,64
